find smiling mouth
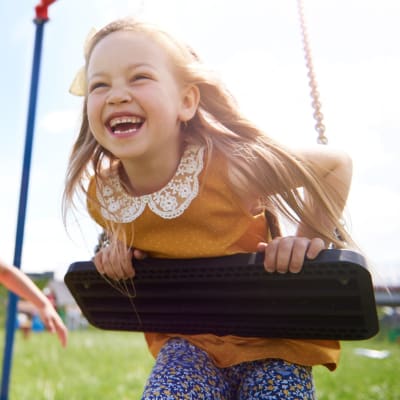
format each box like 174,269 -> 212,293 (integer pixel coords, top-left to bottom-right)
108,116 -> 144,135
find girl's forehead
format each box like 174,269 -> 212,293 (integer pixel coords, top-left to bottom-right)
88,30 -> 171,67
92,30 -> 159,54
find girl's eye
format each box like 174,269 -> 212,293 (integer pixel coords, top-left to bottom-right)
132,74 -> 150,82
89,82 -> 108,92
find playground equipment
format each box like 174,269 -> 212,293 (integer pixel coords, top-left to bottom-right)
0,2 -> 56,399
65,249 -> 379,340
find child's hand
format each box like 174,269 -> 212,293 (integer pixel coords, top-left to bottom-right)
93,241 -> 146,280
257,236 -> 325,274
38,303 -> 68,347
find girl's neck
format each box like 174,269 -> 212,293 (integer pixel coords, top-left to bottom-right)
119,144 -> 183,196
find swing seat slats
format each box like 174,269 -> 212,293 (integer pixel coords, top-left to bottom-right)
64,249 -> 379,340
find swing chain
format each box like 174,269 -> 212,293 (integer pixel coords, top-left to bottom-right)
297,0 -> 328,145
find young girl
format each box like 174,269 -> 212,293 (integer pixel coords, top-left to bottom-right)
0,257 -> 67,347
65,18 -> 354,399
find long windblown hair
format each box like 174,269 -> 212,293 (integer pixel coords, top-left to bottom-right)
63,18 -> 354,250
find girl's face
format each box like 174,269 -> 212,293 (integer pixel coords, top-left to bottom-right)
86,30 -> 195,166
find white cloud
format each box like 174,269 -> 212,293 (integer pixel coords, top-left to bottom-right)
21,214 -> 100,279
347,184 -> 400,263
39,108 -> 81,134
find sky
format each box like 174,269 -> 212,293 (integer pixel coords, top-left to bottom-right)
0,0 -> 399,285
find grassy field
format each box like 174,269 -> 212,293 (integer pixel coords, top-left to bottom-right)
1,329 -> 399,399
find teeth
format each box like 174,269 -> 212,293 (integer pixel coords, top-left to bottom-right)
109,116 -> 143,128
113,127 -> 138,135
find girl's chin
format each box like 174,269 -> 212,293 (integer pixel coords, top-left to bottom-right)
111,144 -> 149,161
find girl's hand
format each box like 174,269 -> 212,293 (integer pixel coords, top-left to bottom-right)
38,303 -> 68,347
257,236 -> 325,274
93,240 -> 146,280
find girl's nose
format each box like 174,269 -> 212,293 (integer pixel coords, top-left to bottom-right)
106,87 -> 133,104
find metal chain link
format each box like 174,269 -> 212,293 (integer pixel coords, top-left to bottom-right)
297,0 -> 328,145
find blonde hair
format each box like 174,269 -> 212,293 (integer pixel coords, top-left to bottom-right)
63,18 -> 354,250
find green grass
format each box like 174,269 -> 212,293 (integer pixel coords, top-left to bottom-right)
314,338 -> 400,400
5,329 -> 154,399
1,329 -> 399,399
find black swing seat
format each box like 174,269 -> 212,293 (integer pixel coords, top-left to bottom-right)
64,249 -> 379,340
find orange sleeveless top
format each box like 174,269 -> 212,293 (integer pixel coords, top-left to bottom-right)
87,145 -> 340,370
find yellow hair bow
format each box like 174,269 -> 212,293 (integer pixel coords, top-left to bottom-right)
69,28 -> 97,96
69,66 -> 86,96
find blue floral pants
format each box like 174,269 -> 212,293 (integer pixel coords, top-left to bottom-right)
141,338 -> 316,399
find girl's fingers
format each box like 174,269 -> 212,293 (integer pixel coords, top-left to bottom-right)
263,238 -> 279,273
54,318 -> 68,347
40,310 -> 68,347
95,258 -> 103,276
288,237 -> 311,273
120,248 -> 135,278
256,242 -> 267,253
93,244 -> 136,280
306,237 -> 326,259
133,248 -> 147,260
259,236 -> 326,274
275,237 -> 295,273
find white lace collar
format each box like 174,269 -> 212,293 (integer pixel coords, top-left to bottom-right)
96,145 -> 205,223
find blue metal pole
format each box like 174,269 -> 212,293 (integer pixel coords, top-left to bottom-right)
0,17 -> 48,400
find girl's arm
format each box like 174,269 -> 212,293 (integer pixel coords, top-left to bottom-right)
257,146 -> 353,274
295,145 -> 353,239
0,258 -> 68,347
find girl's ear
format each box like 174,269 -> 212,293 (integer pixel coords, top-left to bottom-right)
179,84 -> 200,122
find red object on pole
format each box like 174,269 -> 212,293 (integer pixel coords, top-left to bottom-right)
35,0 -> 56,21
